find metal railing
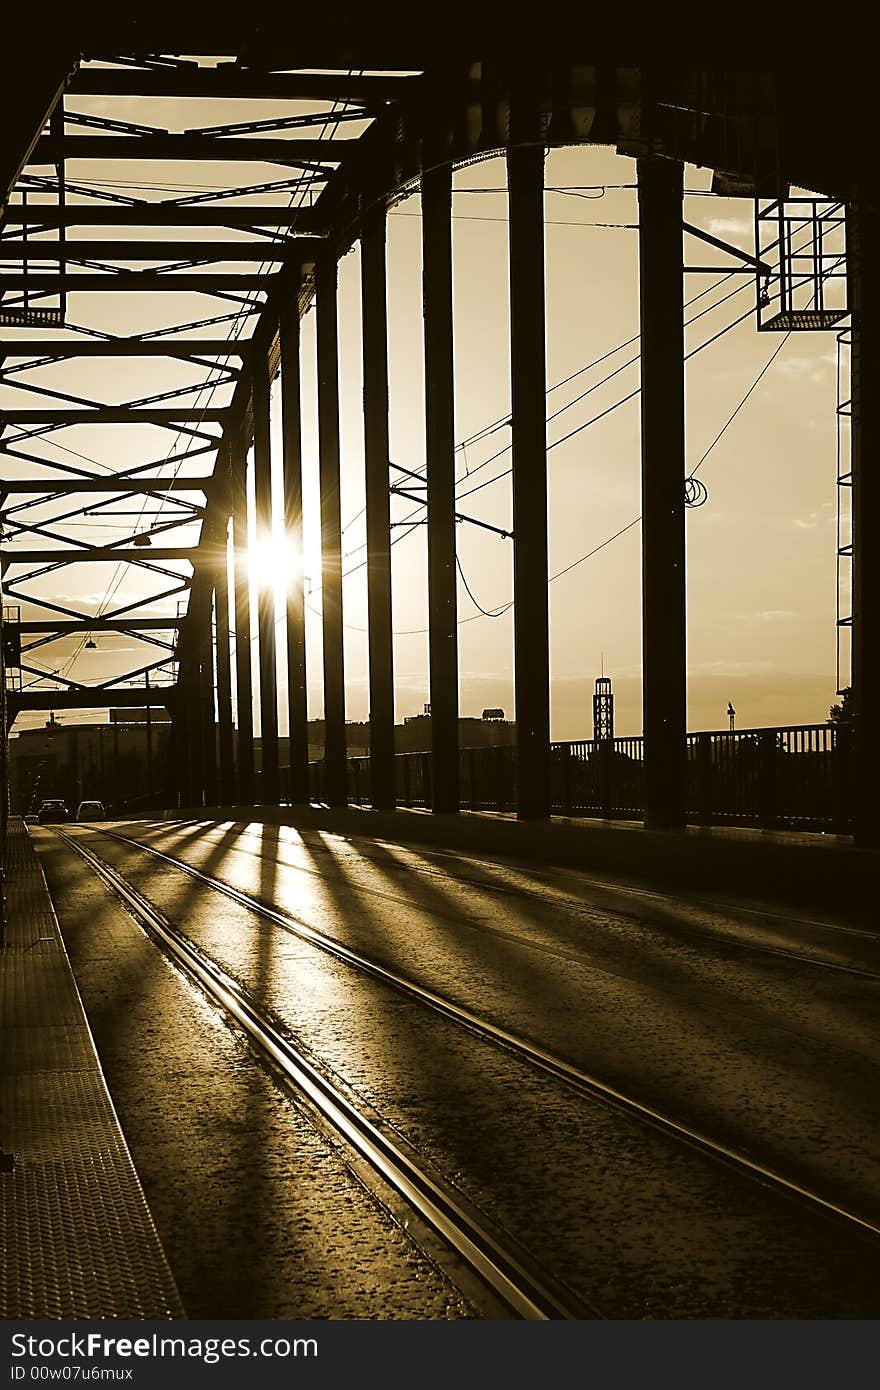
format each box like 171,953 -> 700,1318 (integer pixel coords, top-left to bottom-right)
320,722 -> 851,833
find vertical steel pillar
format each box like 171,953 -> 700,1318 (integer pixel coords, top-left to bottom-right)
280,272 -> 310,804
316,254 -> 347,807
169,697 -> 186,810
508,124 -> 551,820
0,596 -> 8,946
637,156 -> 687,830
252,357 -> 280,806
422,153 -> 460,812
213,500 -> 236,805
145,671 -> 153,799
848,198 -> 880,846
231,438 -> 255,804
180,640 -> 203,807
199,587 -> 219,808
361,205 -> 396,809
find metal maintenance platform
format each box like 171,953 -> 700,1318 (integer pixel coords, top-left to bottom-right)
0,817 -> 183,1319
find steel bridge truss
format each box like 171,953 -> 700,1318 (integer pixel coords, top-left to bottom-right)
0,49 -> 876,844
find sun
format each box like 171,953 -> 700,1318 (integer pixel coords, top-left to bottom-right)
247,533 -> 302,593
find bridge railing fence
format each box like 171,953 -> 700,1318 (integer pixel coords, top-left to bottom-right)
301,722 -> 851,832
460,744 -> 518,813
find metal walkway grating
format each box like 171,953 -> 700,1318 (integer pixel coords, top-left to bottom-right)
0,818 -> 184,1318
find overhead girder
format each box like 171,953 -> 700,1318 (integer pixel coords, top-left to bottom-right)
1,547 -> 204,563
0,273 -> 273,291
0,340 -> 252,359
0,477 -> 214,493
0,240 -> 313,261
2,206 -> 323,228
7,687 -> 176,713
17,619 -> 183,631
0,410 -> 229,423
34,135 -> 350,164
67,68 -> 421,103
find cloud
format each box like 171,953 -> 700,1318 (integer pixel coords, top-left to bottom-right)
792,503 -> 835,530
775,351 -> 836,386
705,216 -> 752,239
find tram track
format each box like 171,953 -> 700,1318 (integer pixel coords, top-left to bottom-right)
137,817 -> 880,981
54,826 -> 594,1321
61,823 -> 880,1251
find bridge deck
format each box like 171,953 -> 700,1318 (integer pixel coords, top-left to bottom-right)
5,811 -> 879,1317
158,803 -> 877,929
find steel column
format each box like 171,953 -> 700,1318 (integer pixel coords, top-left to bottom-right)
421,155 -> 460,812
280,277 -> 310,805
213,495 -> 236,804
169,703 -> 186,810
848,198 -> 880,846
231,441 -> 255,804
181,641 -> 203,807
361,206 -> 396,809
199,587 -> 219,808
316,254 -> 347,807
637,156 -> 687,831
508,132 -> 551,820
252,356 -> 281,806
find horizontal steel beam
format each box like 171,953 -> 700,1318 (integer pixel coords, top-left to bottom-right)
1,205 -> 323,229
0,476 -> 214,493
0,339 -> 252,357
17,618 -> 184,631
34,136 -> 349,164
2,547 -> 201,562
0,241 -> 306,262
68,69 -> 417,101
0,273 -> 277,291
8,687 -> 177,712
0,410 -> 228,423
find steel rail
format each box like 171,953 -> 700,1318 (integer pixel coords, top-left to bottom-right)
57,827 -> 590,1322
377,840 -> 880,952
91,823 -> 880,1245
127,816 -> 880,979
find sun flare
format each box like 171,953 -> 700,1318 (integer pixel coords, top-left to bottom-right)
247,534 -> 302,593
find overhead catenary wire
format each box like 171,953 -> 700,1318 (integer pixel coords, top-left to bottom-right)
453,328 -> 795,621
340,266 -> 750,546
308,286 -> 795,640
339,273 -> 762,566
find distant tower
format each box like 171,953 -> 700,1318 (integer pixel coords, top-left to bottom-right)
593,676 -> 614,742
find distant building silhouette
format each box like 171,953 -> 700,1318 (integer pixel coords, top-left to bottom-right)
593,676 -> 614,742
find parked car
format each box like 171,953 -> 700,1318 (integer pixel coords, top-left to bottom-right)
76,800 -> 106,822
37,799 -> 69,823
23,813 -> 38,824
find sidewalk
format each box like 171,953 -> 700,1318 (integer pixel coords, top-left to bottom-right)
0,817 -> 183,1318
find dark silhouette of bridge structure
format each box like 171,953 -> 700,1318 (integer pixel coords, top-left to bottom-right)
0,17 -> 877,849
